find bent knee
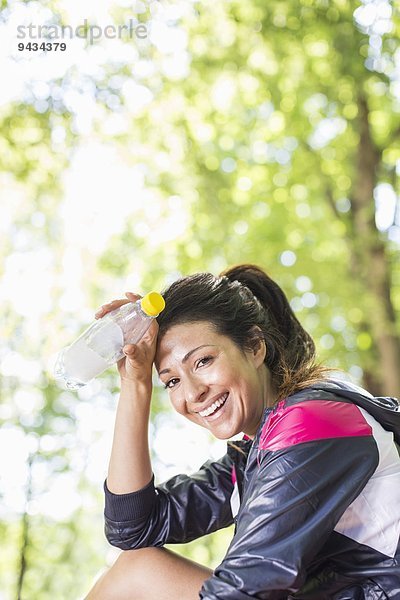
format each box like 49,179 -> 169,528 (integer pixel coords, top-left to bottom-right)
86,548 -> 163,600
118,546 -> 162,560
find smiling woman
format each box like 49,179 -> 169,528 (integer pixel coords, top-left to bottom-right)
156,321 -> 269,440
85,264 -> 400,600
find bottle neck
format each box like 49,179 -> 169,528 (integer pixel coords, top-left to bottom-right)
138,300 -> 155,319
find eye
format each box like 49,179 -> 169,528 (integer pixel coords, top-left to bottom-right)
162,356 -> 213,389
164,377 -> 179,389
196,356 -> 213,368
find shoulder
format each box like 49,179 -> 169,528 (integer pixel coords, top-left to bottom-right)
258,391 -> 373,452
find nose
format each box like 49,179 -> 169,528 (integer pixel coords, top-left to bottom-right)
184,375 -> 208,406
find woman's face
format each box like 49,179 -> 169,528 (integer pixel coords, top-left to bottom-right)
155,321 -> 269,439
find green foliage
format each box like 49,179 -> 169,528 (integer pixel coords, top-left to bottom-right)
1,0 -> 399,597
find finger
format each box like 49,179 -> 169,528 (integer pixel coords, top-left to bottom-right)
125,292 -> 142,301
95,298 -> 130,319
141,321 -> 159,343
123,344 -> 136,356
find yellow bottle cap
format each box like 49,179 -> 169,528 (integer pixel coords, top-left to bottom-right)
140,292 -> 165,317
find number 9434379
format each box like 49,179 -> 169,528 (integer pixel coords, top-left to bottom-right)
18,42 -> 66,51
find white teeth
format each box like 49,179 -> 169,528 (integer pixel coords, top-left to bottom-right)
199,393 -> 228,417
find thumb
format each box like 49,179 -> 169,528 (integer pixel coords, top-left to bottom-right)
123,344 -> 136,356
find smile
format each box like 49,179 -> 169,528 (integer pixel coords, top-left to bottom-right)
199,393 -> 228,417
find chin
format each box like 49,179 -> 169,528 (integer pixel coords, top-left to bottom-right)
212,431 -> 232,440
211,424 -> 241,440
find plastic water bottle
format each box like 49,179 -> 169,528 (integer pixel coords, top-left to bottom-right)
54,292 -> 165,389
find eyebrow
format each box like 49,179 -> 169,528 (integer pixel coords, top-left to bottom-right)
158,345 -> 216,376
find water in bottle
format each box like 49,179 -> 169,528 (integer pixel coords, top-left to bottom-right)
54,292 -> 165,389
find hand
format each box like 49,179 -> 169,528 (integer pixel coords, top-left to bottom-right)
95,292 -> 158,386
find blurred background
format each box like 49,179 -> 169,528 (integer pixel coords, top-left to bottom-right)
1,0 -> 400,597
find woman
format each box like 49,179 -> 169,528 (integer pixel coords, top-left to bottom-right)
86,264 -> 400,599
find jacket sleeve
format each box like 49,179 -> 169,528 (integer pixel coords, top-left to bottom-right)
200,400 -> 380,599
104,452 -> 234,550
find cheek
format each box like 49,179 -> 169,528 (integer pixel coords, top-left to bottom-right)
169,393 -> 186,415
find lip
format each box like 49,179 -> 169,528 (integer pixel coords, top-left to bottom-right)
196,392 -> 229,420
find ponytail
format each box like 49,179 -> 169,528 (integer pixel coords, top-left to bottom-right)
221,264 -> 329,399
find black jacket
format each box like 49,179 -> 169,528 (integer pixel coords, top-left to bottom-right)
104,380 -> 400,599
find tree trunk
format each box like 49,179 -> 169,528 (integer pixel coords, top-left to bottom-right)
16,453 -> 34,600
349,95 -> 400,396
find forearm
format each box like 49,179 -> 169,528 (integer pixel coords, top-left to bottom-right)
105,454 -> 235,549
107,379 -> 153,494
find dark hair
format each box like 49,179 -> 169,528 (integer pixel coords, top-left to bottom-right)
157,264 -> 329,401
